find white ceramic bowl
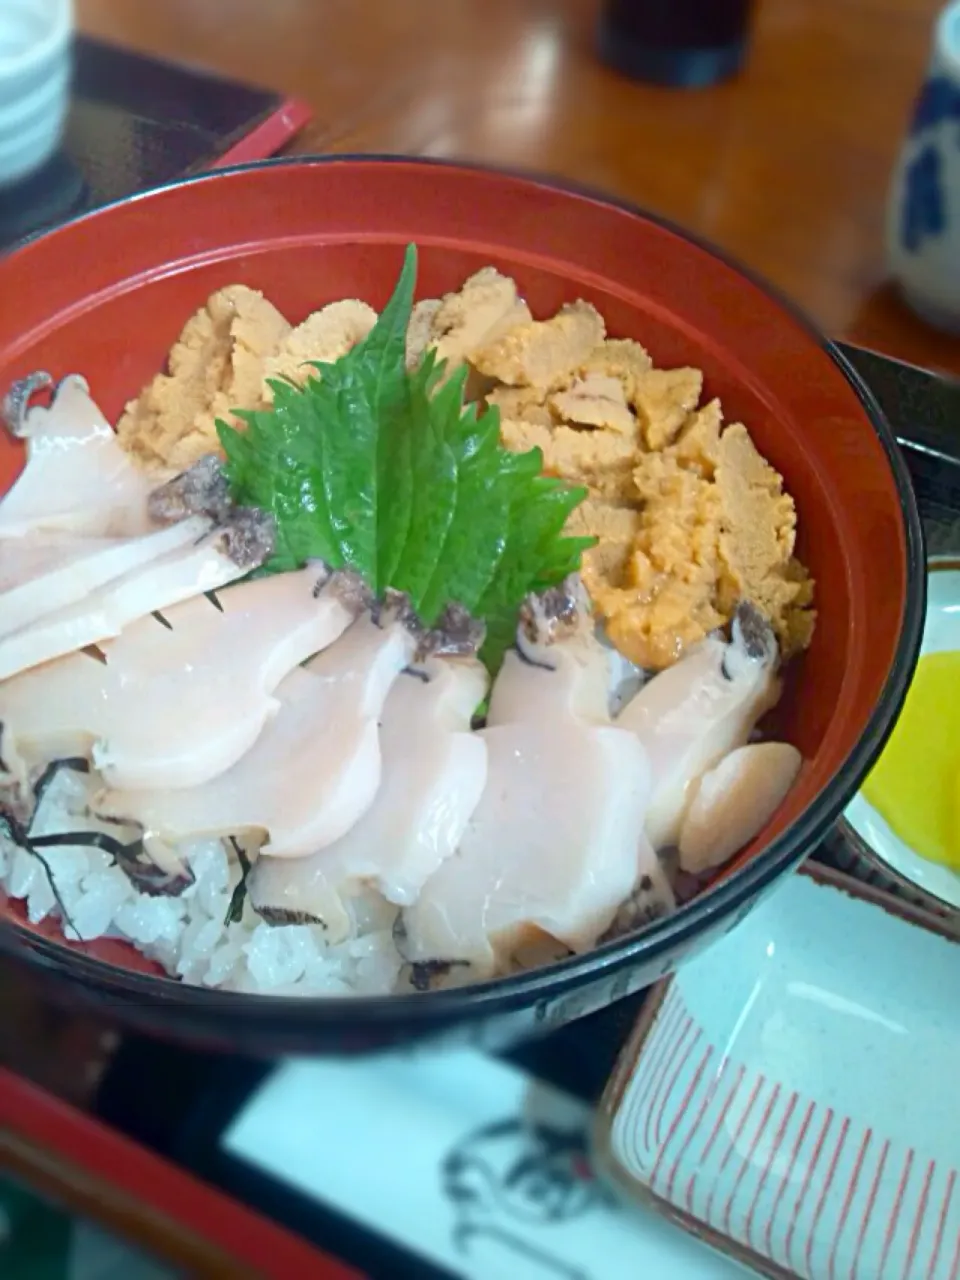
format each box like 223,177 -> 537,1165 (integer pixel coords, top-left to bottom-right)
0,0 -> 72,188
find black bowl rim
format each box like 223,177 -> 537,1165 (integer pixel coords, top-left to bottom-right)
0,153 -> 927,1025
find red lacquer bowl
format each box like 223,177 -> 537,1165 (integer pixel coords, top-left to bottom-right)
0,158 -> 924,1055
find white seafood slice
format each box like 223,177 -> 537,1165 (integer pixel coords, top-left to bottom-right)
401,720 -> 652,979
97,611 -> 420,857
0,567 -> 362,791
0,515 -> 212,643
616,603 -> 781,851
678,741 -> 803,874
247,655 -> 489,939
0,527 -> 253,683
486,592 -> 611,728
402,580 -> 663,980
0,375 -> 153,538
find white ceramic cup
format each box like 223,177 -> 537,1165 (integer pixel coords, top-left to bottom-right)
0,0 -> 73,188
886,0 -> 960,334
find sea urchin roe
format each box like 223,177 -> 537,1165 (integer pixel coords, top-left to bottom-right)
471,301 -> 606,390
548,372 -> 637,435
472,297 -> 814,668
116,285 -> 292,474
261,299 -> 379,400
632,367 -> 704,450
714,424 -> 815,655
428,267 -> 532,371
499,417 -> 639,479
580,337 -> 654,394
553,401 -> 814,669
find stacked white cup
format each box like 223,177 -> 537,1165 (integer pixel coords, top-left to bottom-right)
0,0 -> 72,188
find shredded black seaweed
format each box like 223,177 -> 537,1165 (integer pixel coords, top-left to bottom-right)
257,906 -> 326,927
29,827 -> 193,898
224,836 -> 252,925
0,808 -> 81,940
2,755 -> 200,943
152,610 -> 173,630
205,591 -> 224,613
32,757 -> 89,809
30,830 -> 130,854
31,758 -> 191,897
0,806 -> 29,850
26,847 -> 82,940
122,852 -> 195,898
395,917 -> 473,989
409,958 -> 470,992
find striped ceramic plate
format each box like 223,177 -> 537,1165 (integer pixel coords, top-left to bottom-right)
595,863 -> 960,1280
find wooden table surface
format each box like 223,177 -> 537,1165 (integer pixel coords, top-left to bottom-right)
75,0 -> 960,376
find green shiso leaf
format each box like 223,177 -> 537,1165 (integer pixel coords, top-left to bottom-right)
217,243 -> 594,669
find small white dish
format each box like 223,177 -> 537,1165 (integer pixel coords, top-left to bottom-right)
0,0 -> 73,188
843,556 -> 960,911
595,864 -> 960,1280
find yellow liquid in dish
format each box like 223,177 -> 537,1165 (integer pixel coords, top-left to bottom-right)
862,649 -> 960,870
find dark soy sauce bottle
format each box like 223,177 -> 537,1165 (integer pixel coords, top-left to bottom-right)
597,0 -> 756,89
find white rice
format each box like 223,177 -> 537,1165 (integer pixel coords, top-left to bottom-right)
0,768 -> 406,996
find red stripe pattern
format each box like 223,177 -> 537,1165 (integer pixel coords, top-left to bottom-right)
611,994 -> 960,1278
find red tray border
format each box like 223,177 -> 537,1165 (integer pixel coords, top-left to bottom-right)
0,1067 -> 364,1278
